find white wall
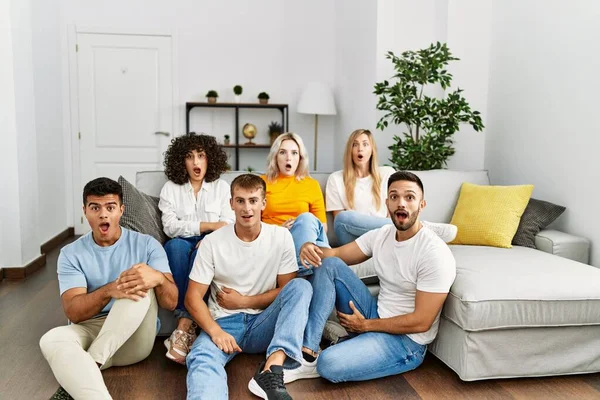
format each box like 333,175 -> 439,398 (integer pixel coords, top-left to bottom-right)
333,0 -> 378,169
0,0 -> 24,267
32,0 -> 66,243
485,0 -> 600,266
60,0 -> 337,173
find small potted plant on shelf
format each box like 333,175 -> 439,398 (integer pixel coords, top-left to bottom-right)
268,121 -> 283,145
245,166 -> 256,173
258,92 -> 270,105
233,85 -> 243,103
206,90 -> 218,104
225,162 -> 232,171
224,134 -> 230,145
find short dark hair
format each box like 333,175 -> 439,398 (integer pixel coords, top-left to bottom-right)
388,171 -> 424,196
163,133 -> 228,185
83,177 -> 123,205
230,174 -> 266,199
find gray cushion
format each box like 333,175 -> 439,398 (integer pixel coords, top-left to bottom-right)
512,198 -> 566,248
119,176 -> 168,244
444,245 -> 600,331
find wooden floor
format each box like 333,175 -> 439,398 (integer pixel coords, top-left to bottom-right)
1,237 -> 599,400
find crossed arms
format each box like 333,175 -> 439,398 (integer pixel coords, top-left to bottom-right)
299,241 -> 449,335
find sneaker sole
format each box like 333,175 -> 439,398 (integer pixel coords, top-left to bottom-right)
248,378 -> 268,399
283,370 -> 320,384
163,338 -> 186,365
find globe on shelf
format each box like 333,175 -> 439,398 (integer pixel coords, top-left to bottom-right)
242,123 -> 257,145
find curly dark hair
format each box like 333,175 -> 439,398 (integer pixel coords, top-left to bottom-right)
163,133 -> 228,184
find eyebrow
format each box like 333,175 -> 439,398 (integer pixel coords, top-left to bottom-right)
87,202 -> 119,207
389,190 -> 417,195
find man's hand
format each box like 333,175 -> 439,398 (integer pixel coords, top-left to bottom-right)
117,263 -> 165,294
281,218 -> 295,229
195,239 -> 203,249
210,328 -> 242,354
216,287 -> 247,310
299,242 -> 323,269
337,301 -> 368,333
107,281 -> 146,301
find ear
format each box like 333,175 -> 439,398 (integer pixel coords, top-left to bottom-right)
261,197 -> 267,211
420,199 -> 427,211
119,203 -> 125,216
230,198 -> 234,210
385,197 -> 389,209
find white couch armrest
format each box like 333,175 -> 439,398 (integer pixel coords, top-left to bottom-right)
534,229 -> 590,264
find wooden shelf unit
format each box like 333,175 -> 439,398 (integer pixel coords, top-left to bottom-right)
186,102 -> 289,170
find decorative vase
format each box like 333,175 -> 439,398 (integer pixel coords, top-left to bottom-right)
259,99 -> 268,105
270,132 -> 281,145
234,95 -> 241,104
224,139 -> 230,146
207,97 -> 217,104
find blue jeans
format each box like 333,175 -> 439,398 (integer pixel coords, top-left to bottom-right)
186,279 -> 312,399
334,210 -> 390,246
164,235 -> 205,320
289,212 -> 330,277
304,257 -> 427,383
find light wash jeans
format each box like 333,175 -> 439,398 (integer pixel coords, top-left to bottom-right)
289,212 -> 330,277
334,210 -> 390,246
186,278 -> 312,400
304,257 -> 427,383
164,235 -> 206,320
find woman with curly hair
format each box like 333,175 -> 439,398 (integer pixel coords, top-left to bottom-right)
159,132 -> 234,364
261,133 -> 329,277
327,129 -> 457,245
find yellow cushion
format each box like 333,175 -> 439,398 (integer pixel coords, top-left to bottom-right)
450,182 -> 534,248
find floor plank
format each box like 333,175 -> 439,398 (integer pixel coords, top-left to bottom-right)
1,237 -> 599,400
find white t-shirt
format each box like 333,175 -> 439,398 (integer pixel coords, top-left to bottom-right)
159,179 -> 235,238
325,166 -> 396,217
355,224 -> 456,345
189,223 -> 298,320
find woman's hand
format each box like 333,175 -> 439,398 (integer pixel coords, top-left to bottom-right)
282,218 -> 295,230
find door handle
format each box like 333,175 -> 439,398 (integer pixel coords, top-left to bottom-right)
154,131 -> 170,136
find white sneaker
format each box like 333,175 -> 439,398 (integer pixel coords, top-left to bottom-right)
422,221 -> 458,243
283,357 -> 319,383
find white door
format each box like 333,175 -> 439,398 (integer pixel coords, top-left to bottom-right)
75,32 -> 173,233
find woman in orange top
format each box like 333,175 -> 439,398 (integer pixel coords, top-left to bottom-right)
261,133 -> 329,276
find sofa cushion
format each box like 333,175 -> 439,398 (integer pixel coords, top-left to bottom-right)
119,176 -> 168,244
450,183 -> 533,248
512,198 -> 566,248
444,245 -> 600,331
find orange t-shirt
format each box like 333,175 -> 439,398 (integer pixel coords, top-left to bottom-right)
260,175 -> 327,226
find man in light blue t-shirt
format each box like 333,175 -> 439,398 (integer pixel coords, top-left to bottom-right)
40,177 -> 178,399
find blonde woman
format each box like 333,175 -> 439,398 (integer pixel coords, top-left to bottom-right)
261,133 -> 329,276
326,129 -> 457,245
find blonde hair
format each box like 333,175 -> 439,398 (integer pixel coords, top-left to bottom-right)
343,129 -> 382,210
265,132 -> 310,182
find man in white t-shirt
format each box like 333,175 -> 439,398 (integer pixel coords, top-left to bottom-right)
184,174 -> 312,400
285,171 -> 456,383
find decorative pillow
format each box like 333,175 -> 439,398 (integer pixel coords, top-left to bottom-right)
512,198 -> 566,248
449,182 -> 534,248
118,176 -> 168,244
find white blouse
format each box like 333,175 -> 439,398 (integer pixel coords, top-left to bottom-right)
325,166 -> 396,218
159,179 -> 235,238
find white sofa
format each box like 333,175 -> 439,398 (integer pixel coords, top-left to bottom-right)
136,169 -> 600,381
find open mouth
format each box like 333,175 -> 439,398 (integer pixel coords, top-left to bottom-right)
99,222 -> 110,234
193,167 -> 202,175
357,154 -> 364,160
394,210 -> 409,222
284,163 -> 292,171
241,215 -> 253,221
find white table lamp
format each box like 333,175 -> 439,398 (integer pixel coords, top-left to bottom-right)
297,82 -> 337,170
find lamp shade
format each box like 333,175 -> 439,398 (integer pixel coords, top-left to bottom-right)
297,82 -> 337,115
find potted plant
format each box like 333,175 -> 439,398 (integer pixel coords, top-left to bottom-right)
374,42 -> 484,170
224,134 -> 230,146
225,162 -> 232,171
257,92 -> 270,105
245,166 -> 256,173
233,85 -> 243,103
206,90 -> 218,104
268,121 -> 283,145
